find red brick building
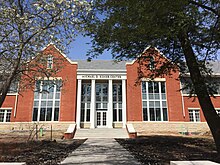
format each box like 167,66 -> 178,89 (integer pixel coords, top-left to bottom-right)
1,44 -> 219,133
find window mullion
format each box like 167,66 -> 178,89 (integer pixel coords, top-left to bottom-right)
193,110 -> 196,122
37,82 -> 43,122
159,82 -> 163,121
146,82 -> 150,121
85,102 -> 87,122
51,84 -> 56,121
4,110 -> 7,122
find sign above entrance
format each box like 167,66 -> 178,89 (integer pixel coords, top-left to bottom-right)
77,74 -> 126,80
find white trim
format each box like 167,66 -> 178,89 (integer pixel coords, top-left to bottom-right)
77,69 -> 126,72
0,108 -> 12,122
90,79 -> 96,128
36,77 -> 63,80
141,81 -> 168,122
188,108 -> 200,110
14,93 -> 19,117
126,46 -> 172,65
188,108 -> 201,122
76,79 -> 82,129
179,79 -> 186,117
182,73 -> 220,77
182,93 -> 220,97
126,46 -> 152,65
42,43 -> 78,65
0,107 -> 13,110
142,78 -> 166,82
6,93 -> 18,96
122,79 -> 127,128
108,80 -> 113,128
77,74 -> 127,80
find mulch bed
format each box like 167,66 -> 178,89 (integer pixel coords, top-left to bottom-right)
116,135 -> 220,165
0,139 -> 86,165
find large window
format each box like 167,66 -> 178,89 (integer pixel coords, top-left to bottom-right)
80,83 -> 91,122
0,109 -> 12,122
32,80 -> 61,121
113,83 -> 122,122
188,109 -> 200,122
142,81 -> 168,121
96,83 -> 108,110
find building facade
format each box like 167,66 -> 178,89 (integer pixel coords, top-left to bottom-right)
1,44 -> 220,133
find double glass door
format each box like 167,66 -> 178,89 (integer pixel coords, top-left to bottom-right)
97,111 -> 107,127
96,83 -> 108,127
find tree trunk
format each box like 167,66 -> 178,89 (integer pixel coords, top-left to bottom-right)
178,31 -> 220,154
0,46 -> 23,108
0,72 -> 17,107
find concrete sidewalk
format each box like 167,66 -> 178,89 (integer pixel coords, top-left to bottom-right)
61,138 -> 141,165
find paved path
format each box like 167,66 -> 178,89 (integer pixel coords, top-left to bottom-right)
61,138 -> 141,165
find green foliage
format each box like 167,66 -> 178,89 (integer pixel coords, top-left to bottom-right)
86,0 -> 219,63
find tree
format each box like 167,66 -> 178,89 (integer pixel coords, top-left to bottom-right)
85,0 -> 220,152
0,0 -> 92,107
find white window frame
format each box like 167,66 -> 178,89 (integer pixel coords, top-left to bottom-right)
33,80 -> 61,122
188,108 -> 200,122
0,108 -> 12,122
95,83 -> 108,110
81,83 -> 91,122
113,83 -> 123,122
141,81 -> 168,122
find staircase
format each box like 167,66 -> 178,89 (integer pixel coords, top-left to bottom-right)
74,128 -> 129,139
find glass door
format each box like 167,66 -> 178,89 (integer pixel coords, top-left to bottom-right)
96,83 -> 108,127
97,111 -> 107,127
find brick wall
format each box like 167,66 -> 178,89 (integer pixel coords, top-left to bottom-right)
10,44 -> 78,122
0,122 -> 75,131
183,96 -> 220,122
126,48 -> 184,122
130,122 -> 209,135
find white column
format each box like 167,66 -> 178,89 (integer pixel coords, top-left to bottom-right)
90,79 -> 96,128
76,79 -> 82,129
108,79 -> 113,128
122,79 -> 127,128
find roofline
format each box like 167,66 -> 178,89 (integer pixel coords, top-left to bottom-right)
126,46 -> 171,65
181,73 -> 220,77
43,43 -> 78,65
126,46 -> 151,65
77,69 -> 127,72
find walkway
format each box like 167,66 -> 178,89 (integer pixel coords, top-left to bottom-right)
61,138 -> 141,165
74,128 -> 129,139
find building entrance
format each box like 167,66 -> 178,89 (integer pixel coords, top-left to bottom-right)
76,78 -> 127,129
95,83 -> 108,128
96,111 -> 107,127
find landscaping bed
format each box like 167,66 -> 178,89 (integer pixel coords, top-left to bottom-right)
0,131 -> 85,165
0,139 -> 85,165
116,135 -> 220,165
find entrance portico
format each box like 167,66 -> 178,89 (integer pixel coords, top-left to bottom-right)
76,61 -> 127,129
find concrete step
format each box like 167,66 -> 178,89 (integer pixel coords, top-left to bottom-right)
74,128 -> 129,139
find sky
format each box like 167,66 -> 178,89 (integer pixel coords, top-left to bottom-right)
67,34 -> 112,60
68,34 -> 220,61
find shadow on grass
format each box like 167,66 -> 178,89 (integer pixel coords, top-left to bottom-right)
116,135 -> 220,165
0,139 -> 86,165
